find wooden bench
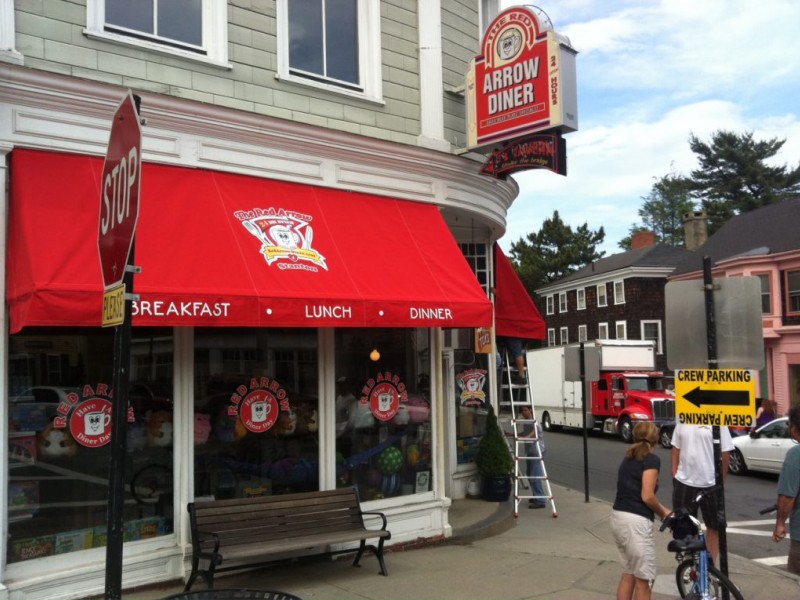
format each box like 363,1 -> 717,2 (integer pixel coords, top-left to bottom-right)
185,487 -> 391,591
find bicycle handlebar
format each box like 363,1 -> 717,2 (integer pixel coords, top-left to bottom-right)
759,504 -> 777,515
659,485 -> 722,533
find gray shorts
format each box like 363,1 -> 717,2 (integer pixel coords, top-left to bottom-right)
611,509 -> 657,582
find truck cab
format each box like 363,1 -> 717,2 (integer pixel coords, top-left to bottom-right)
591,371 -> 675,443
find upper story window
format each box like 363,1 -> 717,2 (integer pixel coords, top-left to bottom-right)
615,320 -> 627,339
277,0 -> 383,102
576,288 -> 586,310
598,322 -> 609,339
559,327 -> 569,345
547,329 -> 556,347
641,320 -> 662,354
558,292 -> 567,313
787,269 -> 800,315
577,325 -> 588,343
86,0 -> 229,67
756,273 -> 772,315
613,280 -> 625,305
546,295 -> 555,315
597,284 -> 607,307
459,243 -> 489,295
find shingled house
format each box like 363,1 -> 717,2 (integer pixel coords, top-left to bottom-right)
535,231 -> 692,372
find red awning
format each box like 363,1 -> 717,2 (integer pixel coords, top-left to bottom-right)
494,244 -> 545,340
7,149 -> 493,332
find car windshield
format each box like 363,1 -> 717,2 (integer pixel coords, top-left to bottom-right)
626,377 -> 665,392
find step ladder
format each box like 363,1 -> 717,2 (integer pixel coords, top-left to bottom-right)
501,351 -> 557,518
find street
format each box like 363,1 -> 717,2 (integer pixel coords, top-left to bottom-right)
541,428 -> 788,567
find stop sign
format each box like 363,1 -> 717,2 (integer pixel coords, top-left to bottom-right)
98,91 -> 142,289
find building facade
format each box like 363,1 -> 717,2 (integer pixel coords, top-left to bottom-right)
0,1 -> 522,597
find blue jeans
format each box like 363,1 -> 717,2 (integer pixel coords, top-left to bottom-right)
526,445 -> 546,504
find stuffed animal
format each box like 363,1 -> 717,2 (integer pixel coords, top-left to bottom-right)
214,409 -> 247,442
147,410 -> 173,447
276,409 -> 298,436
194,413 -> 211,445
37,422 -> 77,459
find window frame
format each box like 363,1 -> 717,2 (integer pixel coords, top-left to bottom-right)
546,295 -> 554,315
559,327 -> 568,345
576,288 -> 586,311
558,292 -> 567,313
755,272 -> 772,315
615,320 -> 627,340
276,0 -> 383,103
547,328 -> 556,347
787,269 -> 800,316
85,0 -> 230,68
577,324 -> 587,343
640,320 -> 663,354
596,283 -> 607,307
598,322 -> 609,340
613,280 -> 625,305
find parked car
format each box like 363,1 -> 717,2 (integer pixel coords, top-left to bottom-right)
729,417 -> 794,475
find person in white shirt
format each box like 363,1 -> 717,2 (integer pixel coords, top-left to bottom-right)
670,422 -> 734,563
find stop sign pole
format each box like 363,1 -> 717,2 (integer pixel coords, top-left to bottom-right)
99,91 -> 142,600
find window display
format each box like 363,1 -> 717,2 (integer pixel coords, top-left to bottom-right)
7,329 -> 174,563
335,329 -> 432,500
454,349 -> 491,465
193,328 -> 319,499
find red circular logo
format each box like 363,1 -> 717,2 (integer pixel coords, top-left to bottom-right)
69,398 -> 113,448
239,390 -> 279,433
369,382 -> 400,422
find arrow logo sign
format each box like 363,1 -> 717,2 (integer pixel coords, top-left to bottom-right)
682,387 -> 750,408
675,369 -> 756,425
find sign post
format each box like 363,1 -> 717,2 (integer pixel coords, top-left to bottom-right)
98,91 -> 142,600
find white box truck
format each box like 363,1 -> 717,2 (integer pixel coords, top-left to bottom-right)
528,340 -> 676,445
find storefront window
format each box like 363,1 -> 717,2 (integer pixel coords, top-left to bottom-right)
193,328 -> 319,499
335,329 -> 431,500
454,349 -> 491,465
7,328 -> 174,564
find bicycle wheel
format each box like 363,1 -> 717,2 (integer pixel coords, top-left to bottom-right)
676,559 -> 744,600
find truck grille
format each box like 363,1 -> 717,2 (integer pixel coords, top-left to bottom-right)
651,398 -> 675,421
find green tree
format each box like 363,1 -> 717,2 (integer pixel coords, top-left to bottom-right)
618,171 -> 695,250
509,210 -> 605,295
687,130 -> 800,233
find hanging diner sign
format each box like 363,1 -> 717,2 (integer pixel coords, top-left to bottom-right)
480,132 -> 567,178
466,6 -> 578,151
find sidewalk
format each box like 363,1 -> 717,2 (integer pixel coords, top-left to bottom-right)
119,484 -> 800,600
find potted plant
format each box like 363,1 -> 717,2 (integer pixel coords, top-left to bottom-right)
475,405 -> 514,501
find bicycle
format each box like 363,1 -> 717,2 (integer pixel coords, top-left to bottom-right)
660,486 -> 744,600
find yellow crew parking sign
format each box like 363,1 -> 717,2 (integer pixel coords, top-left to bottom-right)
675,369 -> 756,428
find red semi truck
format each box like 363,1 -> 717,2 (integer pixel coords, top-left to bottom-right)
528,340 -> 676,446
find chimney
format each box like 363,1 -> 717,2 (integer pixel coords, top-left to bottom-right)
683,211 -> 708,251
631,230 -> 657,250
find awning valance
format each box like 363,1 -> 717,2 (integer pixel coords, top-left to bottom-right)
7,149 -> 493,332
494,243 -> 545,340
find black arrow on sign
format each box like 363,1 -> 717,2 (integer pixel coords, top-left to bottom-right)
682,386 -> 750,409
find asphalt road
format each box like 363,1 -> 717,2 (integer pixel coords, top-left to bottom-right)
541,427 -> 788,567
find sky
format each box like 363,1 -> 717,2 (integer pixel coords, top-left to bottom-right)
497,0 -> 800,256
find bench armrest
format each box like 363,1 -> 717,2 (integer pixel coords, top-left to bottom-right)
360,510 -> 388,531
196,530 -> 220,553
